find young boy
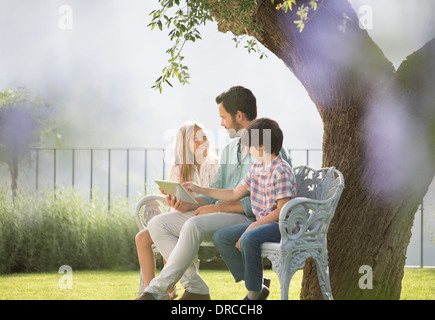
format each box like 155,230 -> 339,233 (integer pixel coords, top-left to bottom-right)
183,117 -> 296,300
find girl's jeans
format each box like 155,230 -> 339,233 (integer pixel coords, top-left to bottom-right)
212,222 -> 280,291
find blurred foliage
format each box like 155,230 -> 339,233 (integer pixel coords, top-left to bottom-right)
0,87 -> 59,196
0,187 -> 138,273
0,186 -> 225,274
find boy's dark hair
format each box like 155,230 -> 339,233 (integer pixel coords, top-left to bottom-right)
215,86 -> 257,121
241,117 -> 283,155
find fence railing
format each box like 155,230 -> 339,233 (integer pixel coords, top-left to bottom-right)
29,147 -> 169,210
0,147 -> 431,267
15,147 -> 323,203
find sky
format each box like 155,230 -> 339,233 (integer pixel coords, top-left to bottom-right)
0,0 -> 433,152
0,0 -> 434,265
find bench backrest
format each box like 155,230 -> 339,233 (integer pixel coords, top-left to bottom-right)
290,166 -> 344,242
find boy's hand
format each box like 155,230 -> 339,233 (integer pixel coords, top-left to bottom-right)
236,222 -> 258,250
182,181 -> 199,194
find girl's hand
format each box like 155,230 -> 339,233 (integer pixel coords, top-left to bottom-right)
164,193 -> 191,212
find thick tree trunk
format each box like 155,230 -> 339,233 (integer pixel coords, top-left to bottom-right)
214,0 -> 435,299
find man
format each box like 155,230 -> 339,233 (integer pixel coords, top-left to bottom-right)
138,86 -> 292,300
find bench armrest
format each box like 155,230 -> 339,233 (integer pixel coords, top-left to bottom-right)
278,193 -> 342,242
135,195 -> 167,230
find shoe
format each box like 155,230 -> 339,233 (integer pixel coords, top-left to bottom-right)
243,286 -> 270,300
242,278 -> 271,301
263,277 -> 271,289
163,287 -> 179,300
178,291 -> 211,300
257,286 -> 270,300
135,292 -> 156,300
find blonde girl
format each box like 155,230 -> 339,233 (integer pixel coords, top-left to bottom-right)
135,121 -> 218,299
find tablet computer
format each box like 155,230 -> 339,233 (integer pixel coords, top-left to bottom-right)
154,179 -> 199,204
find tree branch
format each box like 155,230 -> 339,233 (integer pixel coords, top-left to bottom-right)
254,0 -> 395,114
396,38 -> 435,122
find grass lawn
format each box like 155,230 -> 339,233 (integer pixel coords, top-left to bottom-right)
0,268 -> 434,300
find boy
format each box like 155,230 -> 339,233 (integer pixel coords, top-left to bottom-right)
183,117 -> 296,300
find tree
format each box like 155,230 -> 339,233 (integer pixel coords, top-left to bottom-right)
148,0 -> 435,299
0,88 -> 59,198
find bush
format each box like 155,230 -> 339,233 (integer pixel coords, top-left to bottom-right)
0,188 -> 139,274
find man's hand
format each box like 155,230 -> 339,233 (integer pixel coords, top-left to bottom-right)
193,203 -> 220,216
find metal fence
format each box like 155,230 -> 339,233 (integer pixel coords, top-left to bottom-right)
15,147 -> 323,204
0,147 -> 433,267
31,147 -> 168,208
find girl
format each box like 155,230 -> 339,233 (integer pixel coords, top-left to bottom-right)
135,121 -> 218,300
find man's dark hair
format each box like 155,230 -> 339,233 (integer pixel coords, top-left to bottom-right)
215,86 -> 257,121
241,117 -> 283,155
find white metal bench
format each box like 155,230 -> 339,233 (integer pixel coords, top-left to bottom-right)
261,166 -> 344,300
135,166 -> 344,299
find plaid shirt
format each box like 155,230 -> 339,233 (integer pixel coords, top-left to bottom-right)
240,154 -> 296,221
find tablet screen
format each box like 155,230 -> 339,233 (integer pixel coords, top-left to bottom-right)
154,179 -> 199,204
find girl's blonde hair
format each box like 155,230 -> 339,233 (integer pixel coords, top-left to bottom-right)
174,121 -> 209,183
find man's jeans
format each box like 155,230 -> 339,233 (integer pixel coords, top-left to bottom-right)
146,210 -> 253,299
212,222 -> 280,291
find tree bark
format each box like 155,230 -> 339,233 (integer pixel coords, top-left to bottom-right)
213,0 -> 435,299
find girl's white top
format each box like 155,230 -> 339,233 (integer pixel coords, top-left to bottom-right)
168,155 -> 219,193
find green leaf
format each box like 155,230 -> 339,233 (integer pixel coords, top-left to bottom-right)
283,0 -> 296,12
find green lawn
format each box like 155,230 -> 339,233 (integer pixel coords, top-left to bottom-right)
0,268 -> 434,300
